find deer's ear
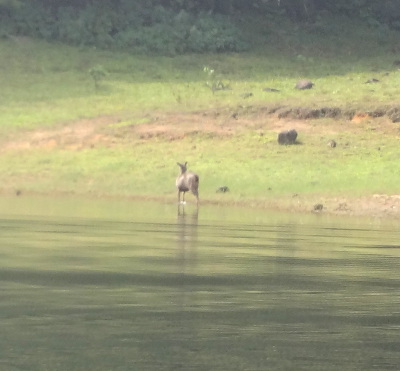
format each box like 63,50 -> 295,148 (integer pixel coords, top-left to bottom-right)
184,162 -> 188,166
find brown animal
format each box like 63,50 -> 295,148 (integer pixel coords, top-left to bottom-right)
176,162 -> 199,205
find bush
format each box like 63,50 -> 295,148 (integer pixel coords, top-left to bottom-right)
57,5 -> 117,48
8,2 -> 56,40
88,64 -> 108,90
115,9 -> 248,54
186,13 -> 248,52
0,2 -> 249,54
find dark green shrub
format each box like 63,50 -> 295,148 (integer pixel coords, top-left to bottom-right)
186,13 -> 248,52
11,2 -> 56,40
115,9 -> 249,54
88,64 -> 108,90
116,24 -> 186,55
0,1 -> 249,54
57,4 -> 117,48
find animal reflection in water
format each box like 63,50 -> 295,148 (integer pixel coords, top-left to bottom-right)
176,162 -> 199,206
177,204 -> 199,224
174,205 -> 199,311
176,205 -> 199,268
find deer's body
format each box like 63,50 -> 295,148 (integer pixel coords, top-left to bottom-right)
176,162 -> 199,205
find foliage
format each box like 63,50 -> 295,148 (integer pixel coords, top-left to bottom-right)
0,1 -> 56,39
2,0 -> 400,55
57,5 -> 117,48
0,2 -> 249,54
88,64 -> 108,90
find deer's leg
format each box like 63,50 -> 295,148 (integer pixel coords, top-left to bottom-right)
191,189 -> 199,206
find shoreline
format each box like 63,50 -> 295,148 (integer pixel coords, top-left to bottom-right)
2,189 -> 400,220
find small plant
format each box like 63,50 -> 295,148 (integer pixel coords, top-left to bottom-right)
203,66 -> 231,94
88,64 -> 108,90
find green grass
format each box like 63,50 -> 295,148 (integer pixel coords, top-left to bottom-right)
1,128 -> 399,202
1,24 -> 400,133
1,17 -> 400,204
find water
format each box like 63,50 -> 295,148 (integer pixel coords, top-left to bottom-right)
0,196 -> 399,371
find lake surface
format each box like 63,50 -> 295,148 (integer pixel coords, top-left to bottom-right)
0,196 -> 399,371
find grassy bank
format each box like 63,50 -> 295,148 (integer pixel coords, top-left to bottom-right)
0,123 -> 399,198
1,22 -> 400,134
1,18 -> 400,213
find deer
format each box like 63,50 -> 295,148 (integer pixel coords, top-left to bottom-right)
176,162 -> 199,206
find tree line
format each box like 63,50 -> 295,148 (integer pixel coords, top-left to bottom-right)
1,0 -> 399,54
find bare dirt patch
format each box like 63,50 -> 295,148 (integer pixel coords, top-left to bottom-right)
2,116 -> 117,151
2,105 -> 399,152
2,110 -> 242,151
